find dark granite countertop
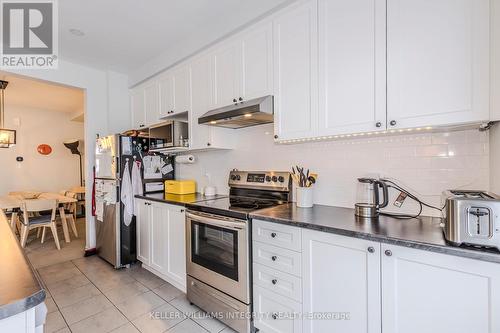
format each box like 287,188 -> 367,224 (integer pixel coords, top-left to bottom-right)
135,192 -> 226,206
0,214 -> 46,320
249,203 -> 500,264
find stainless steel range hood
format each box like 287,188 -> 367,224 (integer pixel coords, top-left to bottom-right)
198,95 -> 273,129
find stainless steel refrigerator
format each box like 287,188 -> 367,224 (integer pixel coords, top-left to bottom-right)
94,134 -> 174,268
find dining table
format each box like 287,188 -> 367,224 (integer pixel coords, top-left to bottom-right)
0,192 -> 78,243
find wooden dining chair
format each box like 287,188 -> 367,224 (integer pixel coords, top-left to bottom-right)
19,199 -> 60,250
61,191 -> 78,238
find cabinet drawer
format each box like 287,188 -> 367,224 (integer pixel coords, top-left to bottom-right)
253,219 -> 302,251
253,263 -> 302,302
254,285 -> 302,333
253,241 -> 302,277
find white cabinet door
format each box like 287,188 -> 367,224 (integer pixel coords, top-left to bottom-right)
382,244 -> 500,333
253,285 -> 303,333
172,65 -> 191,115
318,0 -> 386,135
165,205 -> 186,289
302,229 -> 381,333
189,54 -> 235,150
144,81 -> 160,126
158,72 -> 174,118
273,0 -> 318,141
136,200 -> 151,265
131,88 -> 145,129
387,0 -> 490,129
240,22 -> 273,101
149,202 -> 169,274
212,41 -> 241,108
190,54 -> 213,150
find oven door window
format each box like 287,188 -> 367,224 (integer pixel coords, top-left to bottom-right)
191,222 -> 238,281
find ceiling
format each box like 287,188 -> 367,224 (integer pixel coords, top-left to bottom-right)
0,73 -> 84,114
59,0 -> 289,74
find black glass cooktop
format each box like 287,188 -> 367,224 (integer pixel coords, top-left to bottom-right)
186,196 -> 286,220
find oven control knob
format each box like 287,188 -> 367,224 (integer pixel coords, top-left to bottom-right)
265,176 -> 271,182
278,176 -> 285,183
231,175 -> 237,181
272,176 -> 278,182
236,175 -> 241,181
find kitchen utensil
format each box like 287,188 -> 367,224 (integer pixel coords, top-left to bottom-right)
354,177 -> 389,218
296,187 -> 313,208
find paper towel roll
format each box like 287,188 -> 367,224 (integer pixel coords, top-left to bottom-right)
176,155 -> 195,164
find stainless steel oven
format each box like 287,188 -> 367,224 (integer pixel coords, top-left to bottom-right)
185,170 -> 293,333
186,211 -> 250,303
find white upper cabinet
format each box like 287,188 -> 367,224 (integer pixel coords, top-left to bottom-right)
387,0 -> 490,129
211,41 -> 242,108
240,22 -> 273,101
172,65 -> 191,115
189,54 -> 235,150
143,81 -> 160,127
190,54 -> 212,149
273,0 -> 318,141
158,72 -> 174,118
210,22 -> 273,109
131,87 -> 146,129
318,0 -> 387,135
131,81 -> 160,129
159,65 -> 191,117
382,244 -> 500,333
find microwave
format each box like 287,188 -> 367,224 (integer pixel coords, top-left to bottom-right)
149,121 -> 189,150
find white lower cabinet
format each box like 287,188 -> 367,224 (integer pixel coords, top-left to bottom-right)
302,229 -> 381,333
253,285 -> 303,333
136,199 -> 151,265
381,244 -> 500,333
135,199 -> 187,291
253,219 -> 500,333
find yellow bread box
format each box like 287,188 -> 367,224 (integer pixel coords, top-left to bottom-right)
165,180 -> 196,195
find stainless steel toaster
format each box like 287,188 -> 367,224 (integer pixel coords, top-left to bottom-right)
442,190 -> 500,250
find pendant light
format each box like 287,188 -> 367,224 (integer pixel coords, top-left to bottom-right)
0,80 -> 15,148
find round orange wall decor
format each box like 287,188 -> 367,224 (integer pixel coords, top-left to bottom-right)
37,144 -> 52,155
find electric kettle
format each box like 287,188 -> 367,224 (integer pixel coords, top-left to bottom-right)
355,177 -> 389,218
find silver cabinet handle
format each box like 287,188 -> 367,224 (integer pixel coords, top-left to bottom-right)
368,247 -> 375,253
385,249 -> 392,257
272,279 -> 278,285
271,255 -> 277,261
375,122 -> 382,128
271,232 -> 277,238
389,120 -> 397,126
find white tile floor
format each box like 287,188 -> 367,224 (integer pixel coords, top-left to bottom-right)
24,219 -> 236,333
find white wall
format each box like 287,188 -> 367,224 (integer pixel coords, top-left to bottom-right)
107,71 -> 130,134
0,106 -> 84,194
177,126 -> 489,217
6,60 -> 130,250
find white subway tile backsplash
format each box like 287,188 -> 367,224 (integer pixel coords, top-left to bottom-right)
178,127 -> 489,217
415,145 -> 449,157
431,131 -> 467,145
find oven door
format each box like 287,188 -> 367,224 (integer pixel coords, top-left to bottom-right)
186,211 -> 250,303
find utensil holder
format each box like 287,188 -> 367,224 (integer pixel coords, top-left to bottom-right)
296,187 -> 313,208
